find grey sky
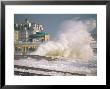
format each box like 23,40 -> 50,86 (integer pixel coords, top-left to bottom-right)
14,14 -> 96,40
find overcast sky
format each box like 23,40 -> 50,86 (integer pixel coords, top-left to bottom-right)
14,14 -> 96,40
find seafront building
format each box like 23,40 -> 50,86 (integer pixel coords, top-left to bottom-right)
90,30 -> 97,54
14,19 -> 49,55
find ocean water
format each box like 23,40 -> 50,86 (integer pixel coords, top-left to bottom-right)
14,55 -> 97,76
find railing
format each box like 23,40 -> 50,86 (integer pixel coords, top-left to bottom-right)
14,41 -> 40,45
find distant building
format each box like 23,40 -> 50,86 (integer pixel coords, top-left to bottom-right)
90,30 -> 97,54
14,18 -> 49,43
90,29 -> 97,41
19,30 -> 29,42
14,31 -> 19,42
14,18 -> 49,55
29,32 -> 49,42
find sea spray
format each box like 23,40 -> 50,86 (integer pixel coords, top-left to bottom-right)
31,19 -> 96,61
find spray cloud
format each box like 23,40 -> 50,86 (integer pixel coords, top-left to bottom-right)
31,18 -> 96,61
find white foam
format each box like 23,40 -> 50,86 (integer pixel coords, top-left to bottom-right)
31,19 -> 96,61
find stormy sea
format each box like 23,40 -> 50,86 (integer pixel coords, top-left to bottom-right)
14,55 -> 96,76
14,19 -> 97,76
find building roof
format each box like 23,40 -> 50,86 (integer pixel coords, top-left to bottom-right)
36,32 -> 48,35
29,32 -> 48,38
